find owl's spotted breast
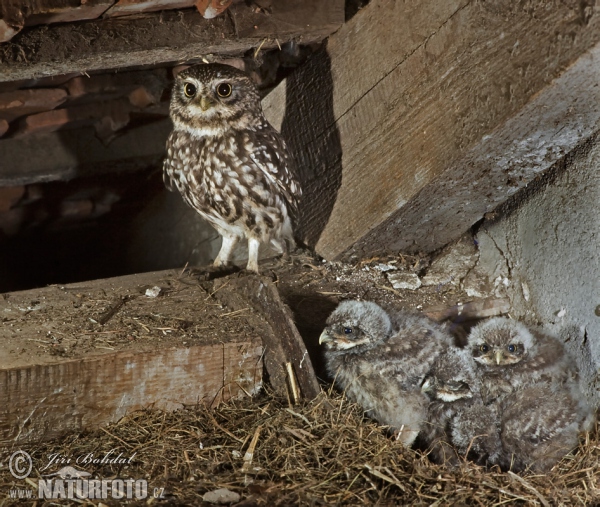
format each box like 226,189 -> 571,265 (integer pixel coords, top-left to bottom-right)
162,63 -> 301,273
164,127 -> 294,241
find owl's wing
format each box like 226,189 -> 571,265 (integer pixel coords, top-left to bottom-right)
163,132 -> 179,192
162,165 -> 177,192
248,129 -> 301,217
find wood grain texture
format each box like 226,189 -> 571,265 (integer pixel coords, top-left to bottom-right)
0,0 -> 344,82
1,341 -> 262,443
213,275 -> 320,400
264,0 -> 600,260
0,269 -> 264,444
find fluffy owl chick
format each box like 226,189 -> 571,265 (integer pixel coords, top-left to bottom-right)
421,347 -> 500,465
319,300 -> 453,446
164,63 -> 301,273
498,383 -> 588,472
467,317 -> 577,404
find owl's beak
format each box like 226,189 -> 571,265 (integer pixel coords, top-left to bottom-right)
421,377 -> 433,393
199,96 -> 215,111
319,330 -> 333,345
495,350 -> 503,365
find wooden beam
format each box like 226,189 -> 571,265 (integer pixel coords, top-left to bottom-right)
0,0 -> 344,82
0,119 -> 171,185
263,0 -> 600,260
213,275 -> 320,400
0,270 -> 263,443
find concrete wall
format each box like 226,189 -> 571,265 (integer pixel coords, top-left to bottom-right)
473,135 -> 600,407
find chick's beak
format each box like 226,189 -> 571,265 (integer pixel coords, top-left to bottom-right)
495,350 -> 503,365
319,330 -> 333,345
421,377 -> 433,393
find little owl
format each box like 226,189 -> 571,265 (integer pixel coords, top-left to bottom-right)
319,300 -> 454,446
467,317 -> 577,404
421,347 -> 501,466
163,63 -> 301,273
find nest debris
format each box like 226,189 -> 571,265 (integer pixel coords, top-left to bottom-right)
1,390 -> 598,506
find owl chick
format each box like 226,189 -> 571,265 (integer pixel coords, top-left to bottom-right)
163,63 -> 301,273
319,300 -> 454,446
421,347 -> 501,465
498,383 -> 588,472
467,317 -> 577,404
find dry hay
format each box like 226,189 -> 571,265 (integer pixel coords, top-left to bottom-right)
1,390 -> 598,506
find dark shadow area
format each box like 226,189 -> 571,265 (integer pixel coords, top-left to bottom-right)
277,289 -> 340,381
0,170 -> 165,293
280,46 -> 343,248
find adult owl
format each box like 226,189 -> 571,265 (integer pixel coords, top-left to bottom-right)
163,63 -> 301,273
319,300 -> 454,446
421,347 -> 501,466
467,317 -> 577,404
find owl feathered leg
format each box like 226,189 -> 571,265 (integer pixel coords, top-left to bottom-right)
247,237 -> 260,273
214,235 -> 239,268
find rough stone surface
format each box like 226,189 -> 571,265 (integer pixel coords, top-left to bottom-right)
474,135 -> 600,408
463,231 -> 511,299
421,236 -> 478,288
202,488 -> 241,504
387,272 -> 421,290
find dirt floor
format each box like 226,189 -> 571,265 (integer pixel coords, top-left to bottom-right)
1,251 -> 597,505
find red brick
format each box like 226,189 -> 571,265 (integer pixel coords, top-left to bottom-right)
0,207 -> 26,236
65,70 -> 167,99
23,0 -> 113,26
0,119 -> 8,138
0,89 -> 68,122
0,186 -> 25,212
196,0 -> 232,19
104,0 -> 195,18
18,99 -> 132,137
59,199 -> 94,219
94,108 -> 131,143
0,4 -> 24,43
128,86 -> 159,108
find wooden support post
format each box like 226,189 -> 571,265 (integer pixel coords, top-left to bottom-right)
213,275 -> 320,400
263,0 -> 600,260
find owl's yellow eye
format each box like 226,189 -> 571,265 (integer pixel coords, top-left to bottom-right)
480,344 -> 490,353
217,82 -> 232,98
184,82 -> 196,98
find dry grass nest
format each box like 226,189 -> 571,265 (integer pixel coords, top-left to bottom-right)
1,390 -> 598,506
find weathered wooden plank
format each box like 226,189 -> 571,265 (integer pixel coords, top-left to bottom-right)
213,275 -> 320,400
0,119 -> 170,185
263,0 -> 600,260
1,342 -> 262,444
0,0 -> 344,82
0,270 -> 264,443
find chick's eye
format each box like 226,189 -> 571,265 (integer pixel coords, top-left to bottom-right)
184,82 -> 196,98
480,344 -> 490,353
217,82 -> 232,98
507,344 -> 516,353
343,327 -> 353,335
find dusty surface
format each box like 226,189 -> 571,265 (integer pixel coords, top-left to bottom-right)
0,270 -> 260,369
0,248 -> 481,374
